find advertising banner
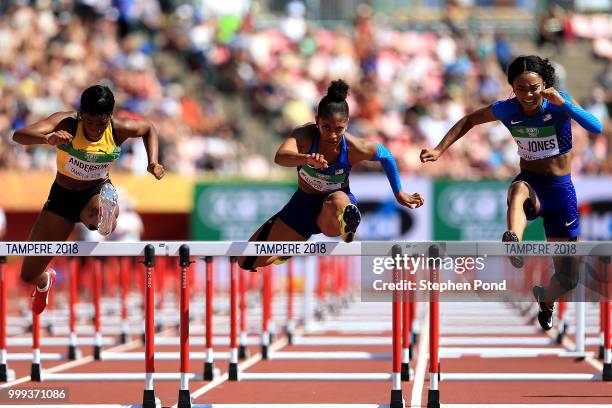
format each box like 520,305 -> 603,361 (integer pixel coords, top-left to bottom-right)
433,179 -> 544,241
191,181 -> 296,240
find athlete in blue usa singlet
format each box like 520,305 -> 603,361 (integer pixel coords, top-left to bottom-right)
420,55 -> 603,332
239,79 -> 425,271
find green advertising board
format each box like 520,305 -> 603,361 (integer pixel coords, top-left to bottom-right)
191,181 -> 296,240
433,179 -> 545,241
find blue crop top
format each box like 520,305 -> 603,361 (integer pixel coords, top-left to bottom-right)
491,91 -> 573,161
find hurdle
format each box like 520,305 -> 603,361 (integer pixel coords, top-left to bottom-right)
2,240 -> 611,408
424,243 -> 612,408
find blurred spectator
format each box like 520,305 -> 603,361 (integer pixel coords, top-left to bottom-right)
537,4 -> 566,55
0,1 -> 609,182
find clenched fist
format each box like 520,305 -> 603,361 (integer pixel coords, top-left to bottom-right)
395,191 -> 425,209
420,148 -> 442,163
305,153 -> 328,169
46,130 -> 73,146
540,87 -> 566,106
147,162 -> 165,180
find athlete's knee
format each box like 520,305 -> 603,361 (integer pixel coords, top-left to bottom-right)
554,257 -> 579,291
325,190 -> 348,205
507,181 -> 530,202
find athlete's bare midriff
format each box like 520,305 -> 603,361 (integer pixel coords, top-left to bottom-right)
55,172 -> 108,191
520,152 -> 571,176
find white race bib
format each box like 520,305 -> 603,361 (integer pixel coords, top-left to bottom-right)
298,168 -> 343,192
64,156 -> 112,180
512,126 -> 560,161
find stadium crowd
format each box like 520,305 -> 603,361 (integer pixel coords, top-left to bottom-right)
0,0 -> 610,180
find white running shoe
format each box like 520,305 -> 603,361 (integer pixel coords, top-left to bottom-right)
98,183 -> 118,236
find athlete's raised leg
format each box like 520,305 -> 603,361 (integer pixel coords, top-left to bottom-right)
506,181 -> 540,240
503,181 -> 541,268
80,187 -> 120,235
317,191 -> 360,242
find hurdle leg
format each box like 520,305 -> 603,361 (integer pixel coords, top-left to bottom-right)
286,259 -> 295,345
68,258 -> 80,359
0,257 -> 15,382
142,245 -> 160,408
238,267 -> 248,359
178,246 -> 193,407
203,256 -> 215,380
556,300 -> 567,344
229,257 -> 239,381
31,311 -> 41,381
390,251 -> 404,408
601,257 -> 612,381
402,265 -> 411,381
93,258 -> 102,360
120,257 -> 130,345
600,301 -> 606,359
427,245 -> 440,408
261,266 -> 271,359
604,299 -> 611,381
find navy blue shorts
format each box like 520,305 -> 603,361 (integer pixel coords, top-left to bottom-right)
276,188 -> 357,239
512,170 -> 579,238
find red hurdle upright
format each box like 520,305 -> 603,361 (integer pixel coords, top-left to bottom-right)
142,244 -> 158,408
0,256 -> 13,382
203,256 -> 215,380
178,245 -> 193,408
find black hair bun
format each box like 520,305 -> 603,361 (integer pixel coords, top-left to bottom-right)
326,79 -> 349,102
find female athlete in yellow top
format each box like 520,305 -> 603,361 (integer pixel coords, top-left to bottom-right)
13,85 -> 165,314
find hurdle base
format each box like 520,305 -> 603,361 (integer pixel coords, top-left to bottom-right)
262,344 -> 269,360
287,331 -> 294,345
0,364 -> 15,382
68,345 -> 80,360
177,389 -> 192,408
94,345 -> 101,360
142,389 -> 160,408
141,333 -> 146,345
401,362 -> 410,381
556,331 -> 564,344
238,345 -> 249,359
427,389 -> 440,408
120,332 -> 129,344
599,345 -> 604,360
228,362 -> 239,381
204,362 -> 215,381
408,344 -> 413,360
604,363 -> 612,381
389,389 -> 404,408
31,363 -> 41,381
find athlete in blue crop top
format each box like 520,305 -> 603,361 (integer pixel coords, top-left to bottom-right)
239,80 -> 425,271
420,55 -> 602,331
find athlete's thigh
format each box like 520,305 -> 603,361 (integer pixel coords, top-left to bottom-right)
508,180 -> 541,217
21,210 -> 75,281
316,190 -> 351,232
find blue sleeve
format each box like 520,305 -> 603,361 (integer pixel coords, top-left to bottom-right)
491,99 -> 515,121
371,143 -> 402,193
560,92 -> 603,134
